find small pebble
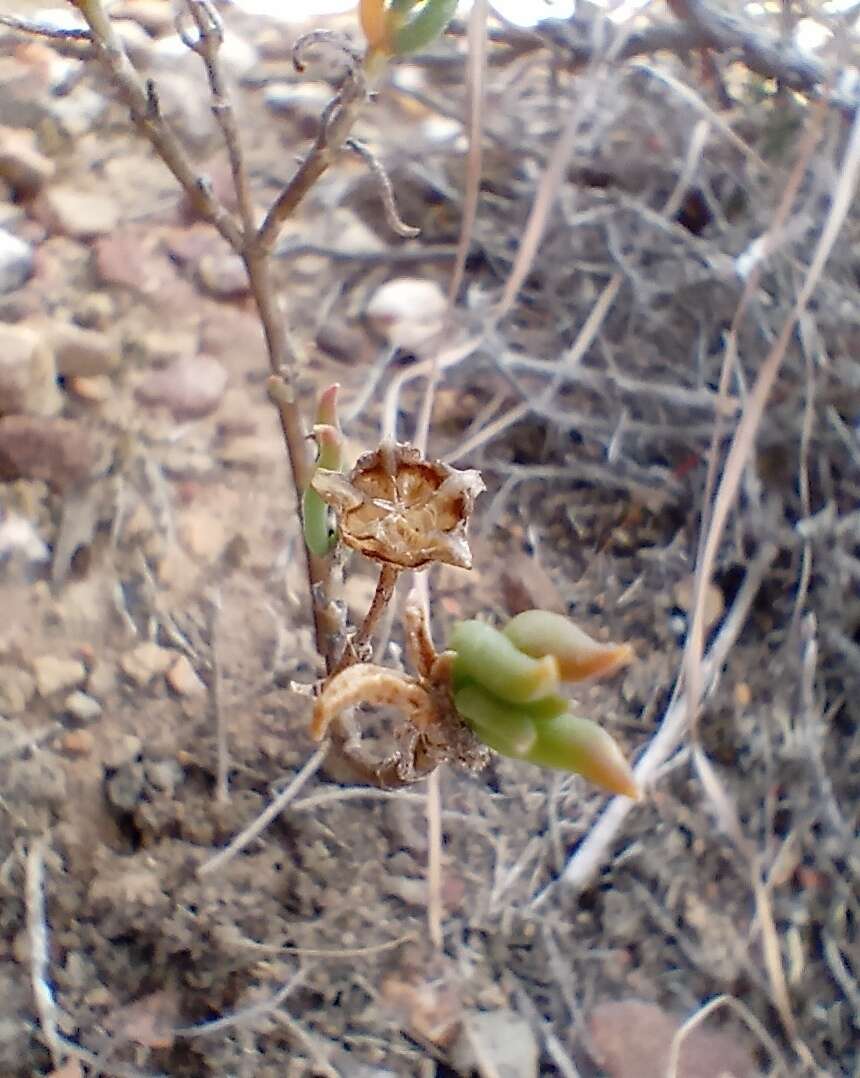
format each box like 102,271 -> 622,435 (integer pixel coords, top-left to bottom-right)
0,322 -> 61,417
0,415 -> 101,492
86,661 -> 116,701
165,654 -> 206,698
32,655 -> 87,698
366,277 -> 448,351
197,253 -> 249,298
0,666 -> 36,714
37,185 -> 119,239
103,733 -> 142,770
61,728 -> 95,757
67,374 -> 112,403
144,758 -> 184,795
106,762 -> 144,812
0,228 -> 34,294
120,642 -> 174,687
51,323 -> 119,378
0,125 -> 55,196
64,690 -> 102,724
136,354 -> 228,420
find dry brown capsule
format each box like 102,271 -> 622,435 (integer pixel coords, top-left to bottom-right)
311,441 -> 484,570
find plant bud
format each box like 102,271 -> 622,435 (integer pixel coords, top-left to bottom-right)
525,713 -> 639,799
450,620 -> 560,704
504,610 -> 633,683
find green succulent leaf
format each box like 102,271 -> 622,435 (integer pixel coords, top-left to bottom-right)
303,486 -> 337,557
391,0 -> 458,55
504,609 -> 633,683
454,684 -> 537,757
523,713 -> 639,799
302,388 -> 344,558
450,619 -> 560,704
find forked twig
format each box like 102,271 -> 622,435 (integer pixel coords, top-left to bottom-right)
666,993 -> 789,1078
256,35 -> 370,254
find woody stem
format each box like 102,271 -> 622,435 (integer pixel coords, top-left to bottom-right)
333,564 -> 400,675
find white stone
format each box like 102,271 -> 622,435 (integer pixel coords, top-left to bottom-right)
0,228 -> 33,293
64,690 -> 102,724
366,277 -> 449,351
450,1010 -> 539,1078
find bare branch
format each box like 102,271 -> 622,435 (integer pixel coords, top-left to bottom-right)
199,744 -> 329,877
26,840 -> 63,1070
69,0 -> 243,249
0,11 -> 91,41
257,33 -> 370,253
176,0 -> 257,238
332,563 -> 400,675
437,5 -> 855,112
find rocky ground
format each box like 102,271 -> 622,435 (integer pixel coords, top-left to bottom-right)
0,2 -> 858,1076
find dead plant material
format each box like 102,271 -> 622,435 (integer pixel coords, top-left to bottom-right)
311,441 -> 484,571
310,602 -> 487,789
311,662 -> 437,742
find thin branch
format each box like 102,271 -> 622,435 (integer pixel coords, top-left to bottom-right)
0,11 -> 91,41
659,0 -> 830,95
529,6 -> 842,107
534,542 -> 778,902
68,1 -> 242,249
206,588 -> 229,804
332,563 -> 400,675
426,768 -> 443,951
666,993 -> 789,1078
433,7 -> 853,112
26,840 -> 63,1070
176,0 -> 257,238
266,372 -> 341,668
256,36 -> 370,253
173,970 -> 304,1037
448,0 -> 488,303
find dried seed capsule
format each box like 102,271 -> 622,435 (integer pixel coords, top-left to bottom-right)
311,441 -> 483,570
504,610 -> 633,683
524,713 -> 639,799
450,620 -> 560,704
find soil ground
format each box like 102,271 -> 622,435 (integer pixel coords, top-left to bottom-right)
0,3 -> 858,1076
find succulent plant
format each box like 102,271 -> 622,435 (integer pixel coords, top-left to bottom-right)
449,613 -> 639,799
359,0 -> 458,59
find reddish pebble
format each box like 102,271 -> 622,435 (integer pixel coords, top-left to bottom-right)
136,354 -> 228,420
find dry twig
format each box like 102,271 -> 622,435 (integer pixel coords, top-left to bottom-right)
26,840 -> 62,1070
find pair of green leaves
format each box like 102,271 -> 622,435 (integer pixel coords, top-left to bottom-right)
359,0 -> 458,58
450,613 -> 639,799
